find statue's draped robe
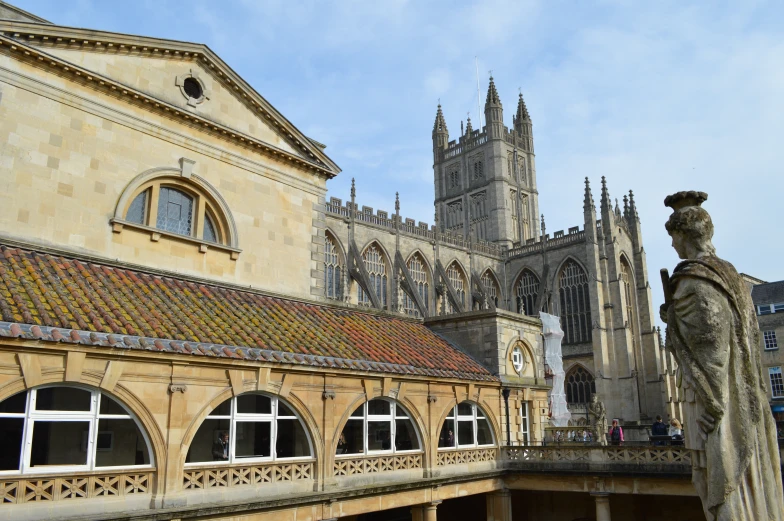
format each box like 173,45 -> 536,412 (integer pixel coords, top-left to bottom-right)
667,256 -> 784,521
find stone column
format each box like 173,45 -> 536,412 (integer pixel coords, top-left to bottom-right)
413,500 -> 441,521
486,490 -> 513,521
591,493 -> 611,521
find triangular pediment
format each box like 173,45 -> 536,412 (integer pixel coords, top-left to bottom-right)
0,20 -> 340,176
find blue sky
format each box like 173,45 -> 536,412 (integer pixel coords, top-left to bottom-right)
16,0 -> 784,320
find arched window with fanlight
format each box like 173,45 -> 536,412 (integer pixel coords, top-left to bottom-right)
565,365 -> 596,405
445,262 -> 467,314
336,399 -> 421,456
559,260 -> 592,344
113,168 -> 240,256
515,269 -> 540,316
0,386 -> 153,473
185,393 -> 312,464
324,233 -> 343,300
358,243 -> 388,308
438,402 -> 494,449
402,253 -> 430,317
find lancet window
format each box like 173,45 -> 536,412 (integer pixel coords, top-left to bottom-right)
559,261 -> 592,344
480,270 -> 500,308
565,366 -> 596,404
516,269 -> 540,316
620,258 -> 637,342
358,244 -> 388,307
446,262 -> 466,314
324,234 -> 343,300
403,253 -> 429,317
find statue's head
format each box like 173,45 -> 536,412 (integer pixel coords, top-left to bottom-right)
591,394 -> 598,403
664,191 -> 715,260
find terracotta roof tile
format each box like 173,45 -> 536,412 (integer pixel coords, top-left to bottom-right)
0,245 -> 495,381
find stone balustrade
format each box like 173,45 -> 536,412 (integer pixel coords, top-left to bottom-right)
0,470 -> 153,505
437,448 -> 497,466
333,453 -> 422,476
182,460 -> 314,490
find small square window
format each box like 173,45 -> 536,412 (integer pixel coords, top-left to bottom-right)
764,331 -> 778,350
769,367 -> 784,398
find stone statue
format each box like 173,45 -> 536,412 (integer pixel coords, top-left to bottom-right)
660,191 -> 784,521
587,394 -> 607,446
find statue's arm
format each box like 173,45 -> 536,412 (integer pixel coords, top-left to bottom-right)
670,277 -> 731,423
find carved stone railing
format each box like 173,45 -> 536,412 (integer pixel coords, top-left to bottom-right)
333,453 -> 422,476
0,470 -> 153,505
502,446 -> 691,476
437,448 -> 498,466
183,461 -> 314,490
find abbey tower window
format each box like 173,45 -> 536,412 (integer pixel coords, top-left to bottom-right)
473,159 -> 484,180
470,191 -> 488,240
448,165 -> 460,189
516,269 -> 540,316
445,200 -> 463,232
620,257 -> 637,345
558,261 -> 592,344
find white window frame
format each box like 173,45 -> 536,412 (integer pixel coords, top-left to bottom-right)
520,402 -> 530,444
335,399 -> 422,458
770,367 -> 784,399
439,402 -> 495,450
185,394 -> 313,467
764,330 -> 778,350
512,347 -> 525,374
0,386 -> 154,476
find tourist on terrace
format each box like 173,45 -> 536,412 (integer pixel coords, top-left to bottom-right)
669,418 -> 684,445
609,419 -> 624,446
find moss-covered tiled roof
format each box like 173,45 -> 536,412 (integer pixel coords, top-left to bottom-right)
0,245 -> 495,381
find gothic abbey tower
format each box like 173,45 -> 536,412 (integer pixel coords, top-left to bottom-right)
433,77 -> 539,248
323,77 -> 679,433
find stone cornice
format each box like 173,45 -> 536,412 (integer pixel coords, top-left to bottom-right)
0,23 -> 340,179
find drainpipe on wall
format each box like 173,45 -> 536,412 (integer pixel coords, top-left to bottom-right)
502,388 -> 511,446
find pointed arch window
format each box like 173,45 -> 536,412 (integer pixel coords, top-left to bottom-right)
446,262 -> 466,314
620,258 -> 637,340
337,399 -> 421,456
481,270 -> 500,308
186,393 -> 312,464
358,244 -> 387,307
403,254 -> 429,317
324,234 -> 343,300
565,366 -> 596,404
0,386 -> 153,474
559,261 -> 592,344
516,270 -> 540,316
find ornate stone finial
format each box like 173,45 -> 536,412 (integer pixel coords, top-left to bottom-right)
516,91 -> 531,121
395,192 -> 400,213
583,177 -> 594,211
541,214 -> 546,236
614,198 -> 621,216
465,115 -> 473,135
600,176 -> 611,211
350,178 -> 356,199
623,194 -> 629,219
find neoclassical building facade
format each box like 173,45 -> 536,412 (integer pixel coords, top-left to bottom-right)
0,2 -> 697,521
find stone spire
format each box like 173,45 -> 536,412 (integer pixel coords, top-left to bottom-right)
614,198 -> 621,219
600,176 -> 612,214
514,92 -> 530,124
485,76 -> 502,107
513,91 -> 534,151
583,177 -> 595,212
628,190 -> 639,221
540,214 -> 546,238
432,103 -> 449,154
623,194 -> 629,220
600,176 -> 614,229
465,116 -> 473,136
484,76 -> 504,140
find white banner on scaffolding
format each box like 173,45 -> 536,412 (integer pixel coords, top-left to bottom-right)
540,312 -> 571,427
